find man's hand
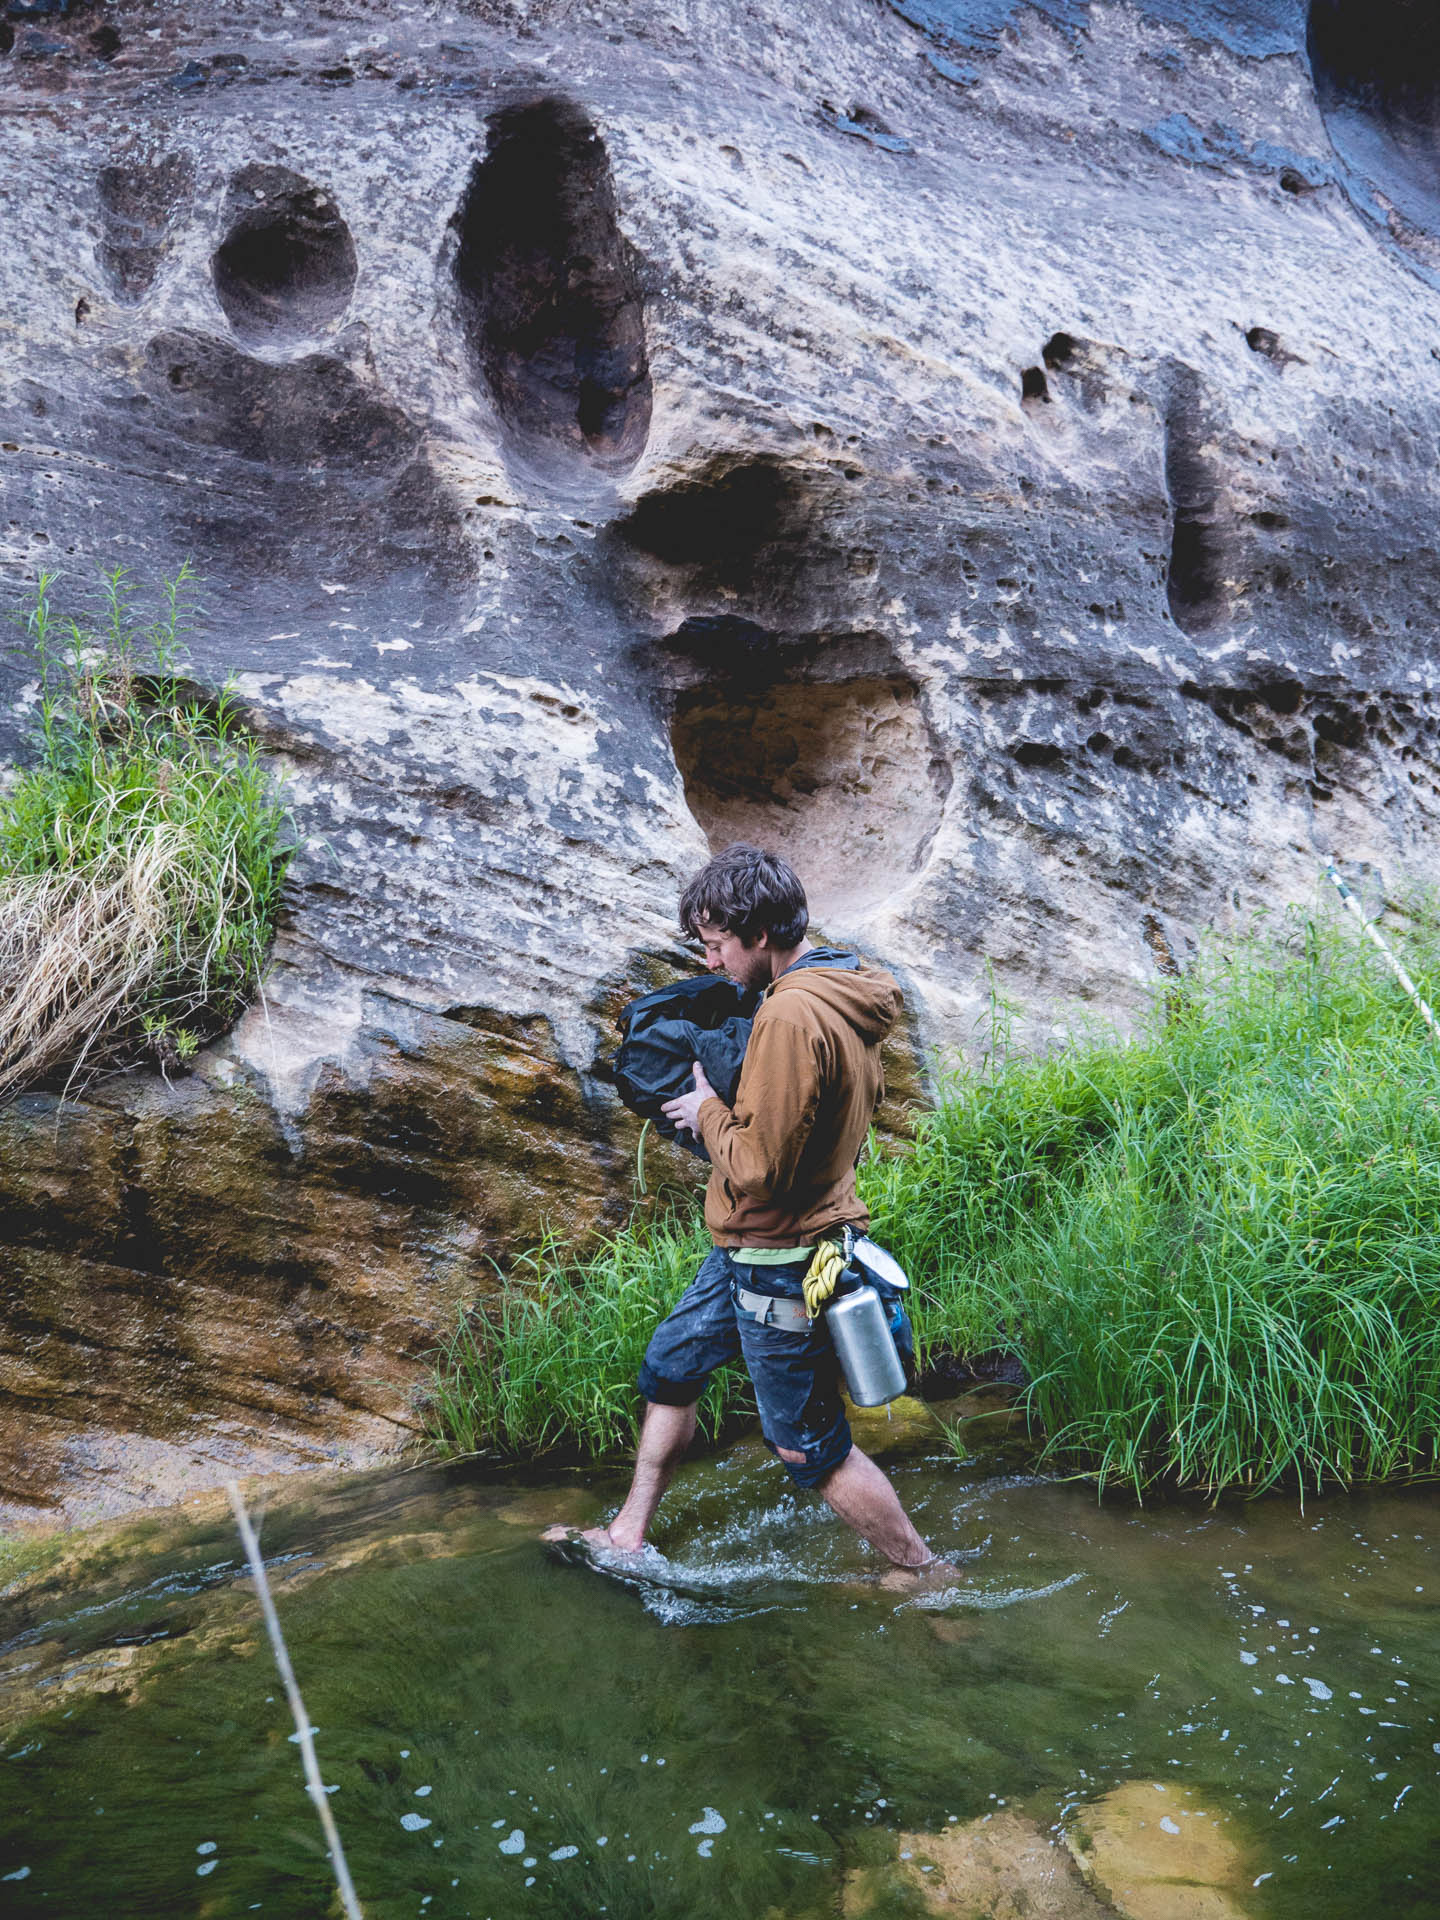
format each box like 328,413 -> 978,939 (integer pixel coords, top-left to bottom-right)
662,1061 -> 717,1140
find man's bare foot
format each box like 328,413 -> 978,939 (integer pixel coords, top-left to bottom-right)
876,1555 -> 966,1595
540,1524 -> 644,1555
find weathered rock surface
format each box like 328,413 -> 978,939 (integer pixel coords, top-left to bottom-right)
1,0 -> 1437,1519
1065,1781 -> 1252,1920
844,1808 -> 1110,1918
846,1789 -> 1252,1920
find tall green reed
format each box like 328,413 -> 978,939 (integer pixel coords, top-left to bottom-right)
864,904 -> 1440,1492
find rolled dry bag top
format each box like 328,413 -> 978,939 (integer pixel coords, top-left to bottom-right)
609,974 -> 758,1159
608,951 -> 864,1160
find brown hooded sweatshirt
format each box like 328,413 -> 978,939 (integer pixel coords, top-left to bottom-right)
696,959 -> 902,1247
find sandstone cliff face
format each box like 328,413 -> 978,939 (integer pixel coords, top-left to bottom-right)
0,0 -> 1435,1521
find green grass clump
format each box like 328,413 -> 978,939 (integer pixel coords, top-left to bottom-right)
431,903 -> 1440,1498
427,1209 -> 754,1461
0,568 -> 292,1094
863,906 -> 1440,1494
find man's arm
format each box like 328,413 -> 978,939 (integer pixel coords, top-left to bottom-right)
694,1014 -> 821,1204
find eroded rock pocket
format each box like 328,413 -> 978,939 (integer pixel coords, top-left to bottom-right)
451,95 -> 650,475
1164,368 -> 1228,636
212,164 -> 357,350
96,153 -> 194,304
666,641 -> 950,924
613,458 -> 858,627
1310,0 -> 1440,234
129,330 -> 471,616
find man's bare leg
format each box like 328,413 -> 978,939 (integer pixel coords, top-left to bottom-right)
549,1400 -> 696,1554
812,1444 -> 930,1568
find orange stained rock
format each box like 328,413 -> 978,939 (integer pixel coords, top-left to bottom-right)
1064,1781 -> 1253,1920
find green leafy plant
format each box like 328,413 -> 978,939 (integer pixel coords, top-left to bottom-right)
0,567 -> 294,1098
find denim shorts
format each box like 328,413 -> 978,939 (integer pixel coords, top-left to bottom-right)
636,1246 -> 852,1489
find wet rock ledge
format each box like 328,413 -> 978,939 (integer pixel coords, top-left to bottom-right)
1,0 -> 1438,1521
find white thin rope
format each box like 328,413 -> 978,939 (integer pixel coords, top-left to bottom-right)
1323,862 -> 1439,1036
225,1480 -> 366,1920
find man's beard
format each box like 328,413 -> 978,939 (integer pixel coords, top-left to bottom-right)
729,949 -> 770,992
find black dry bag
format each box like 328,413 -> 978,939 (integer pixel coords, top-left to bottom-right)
610,975 -> 757,1159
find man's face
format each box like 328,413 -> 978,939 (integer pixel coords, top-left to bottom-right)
696,920 -> 771,990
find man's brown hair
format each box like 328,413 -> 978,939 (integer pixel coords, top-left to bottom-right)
679,844 -> 809,949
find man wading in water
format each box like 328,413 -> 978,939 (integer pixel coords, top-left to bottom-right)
546,844 -> 935,1573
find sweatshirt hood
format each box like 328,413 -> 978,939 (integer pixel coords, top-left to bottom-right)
766,951 -> 900,1043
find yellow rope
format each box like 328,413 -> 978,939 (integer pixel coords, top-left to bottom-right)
801,1238 -> 848,1319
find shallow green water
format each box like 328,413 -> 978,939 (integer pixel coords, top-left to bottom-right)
2,1411 -> 1439,1918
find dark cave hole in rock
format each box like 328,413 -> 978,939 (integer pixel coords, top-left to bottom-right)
1246,325 -> 1281,357
621,460 -> 805,573
452,95 -> 651,474
1011,740 -> 1066,769
613,458 -> 842,617
1309,0 -> 1440,229
1254,676 -> 1305,716
1021,365 -> 1049,404
1313,704 -> 1365,747
1042,332 -> 1077,371
212,164 -> 357,349
96,153 -> 195,304
665,641 -> 950,924
1163,373 -> 1227,635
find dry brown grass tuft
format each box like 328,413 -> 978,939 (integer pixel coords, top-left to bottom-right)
0,829 -> 199,1098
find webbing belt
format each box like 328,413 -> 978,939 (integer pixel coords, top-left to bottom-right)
734,1286 -> 812,1332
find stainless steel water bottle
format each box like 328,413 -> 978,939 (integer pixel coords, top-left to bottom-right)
826,1285 -> 907,1406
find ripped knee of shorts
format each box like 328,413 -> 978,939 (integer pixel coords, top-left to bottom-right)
762,1428 -> 852,1490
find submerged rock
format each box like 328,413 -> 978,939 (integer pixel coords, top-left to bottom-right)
0,1461 -> 534,1733
1065,1781 -> 1253,1920
925,1612 -> 980,1644
1,0 -> 1437,1515
843,1393 -> 942,1455
848,1787 -> 1253,1920
845,1809 -> 1109,1918
494,1487 -> 598,1531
